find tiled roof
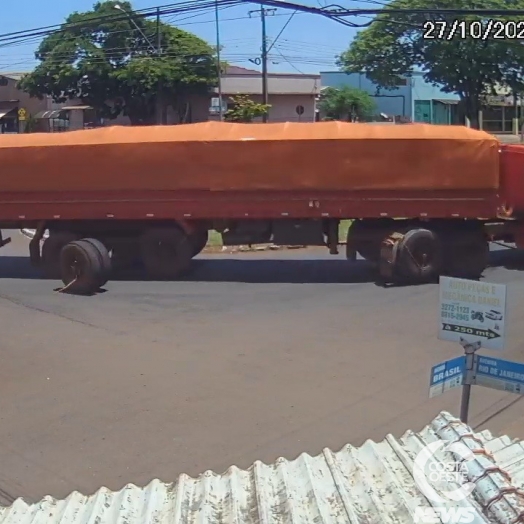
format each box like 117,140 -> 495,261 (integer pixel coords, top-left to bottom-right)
1,411 -> 524,523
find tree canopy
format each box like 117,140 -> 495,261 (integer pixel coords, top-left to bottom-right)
19,1 -> 217,124
318,86 -> 376,121
223,95 -> 271,122
338,0 -> 524,126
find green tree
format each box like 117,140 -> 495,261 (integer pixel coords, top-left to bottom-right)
223,95 -> 271,122
338,0 -> 524,127
19,1 -> 217,125
318,86 -> 376,121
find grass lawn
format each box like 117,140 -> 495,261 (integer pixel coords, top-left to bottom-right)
206,220 -> 353,248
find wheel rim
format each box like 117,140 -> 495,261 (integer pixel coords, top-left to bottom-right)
62,252 -> 82,283
405,238 -> 438,273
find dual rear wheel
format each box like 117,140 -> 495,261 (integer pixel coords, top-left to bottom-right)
40,226 -> 209,293
348,221 -> 489,284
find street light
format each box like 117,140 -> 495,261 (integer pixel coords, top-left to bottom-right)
114,4 -> 158,54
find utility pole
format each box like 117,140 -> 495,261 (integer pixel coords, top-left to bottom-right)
156,7 -> 164,125
261,8 -> 268,123
215,0 -> 223,121
249,8 -> 275,123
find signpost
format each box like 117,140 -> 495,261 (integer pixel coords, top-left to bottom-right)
475,356 -> 524,395
438,276 -> 507,350
429,356 -> 465,398
434,276 -> 509,423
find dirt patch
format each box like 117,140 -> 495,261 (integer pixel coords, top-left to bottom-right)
203,244 -> 308,254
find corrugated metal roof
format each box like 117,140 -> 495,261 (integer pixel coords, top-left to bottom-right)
2,411 -> 524,523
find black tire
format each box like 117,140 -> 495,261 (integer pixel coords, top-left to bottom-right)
81,238 -> 112,288
444,235 -> 488,279
111,240 -> 141,271
41,232 -> 79,279
59,240 -> 105,295
190,230 -> 209,257
347,219 -> 388,264
397,228 -> 442,282
139,227 -> 193,280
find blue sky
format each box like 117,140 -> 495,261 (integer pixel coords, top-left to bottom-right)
0,0 -> 375,75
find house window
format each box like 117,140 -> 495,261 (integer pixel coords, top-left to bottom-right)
50,116 -> 70,132
0,118 -> 17,133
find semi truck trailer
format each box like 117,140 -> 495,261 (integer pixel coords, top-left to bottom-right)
0,121 -> 523,294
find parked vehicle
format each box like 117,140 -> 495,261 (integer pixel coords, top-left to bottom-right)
485,310 -> 503,321
471,311 -> 484,322
0,121 -> 524,295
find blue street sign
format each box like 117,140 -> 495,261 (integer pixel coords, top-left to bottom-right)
474,356 -> 524,395
429,356 -> 466,398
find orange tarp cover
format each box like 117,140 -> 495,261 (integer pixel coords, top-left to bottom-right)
0,121 -> 499,192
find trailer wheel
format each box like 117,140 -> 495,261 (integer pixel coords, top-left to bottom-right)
140,227 -> 193,279
81,238 -> 112,288
397,228 -> 442,282
111,240 -> 141,271
190,230 -> 209,257
59,240 -> 107,295
347,219 -> 388,264
41,232 -> 79,279
445,236 -> 488,279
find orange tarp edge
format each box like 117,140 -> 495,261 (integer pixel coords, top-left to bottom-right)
0,122 -> 500,192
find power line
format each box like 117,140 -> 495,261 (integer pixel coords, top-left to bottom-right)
5,0 -> 524,48
0,0 -> 244,46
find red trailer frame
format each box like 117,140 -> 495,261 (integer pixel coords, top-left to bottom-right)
0,188 -> 501,225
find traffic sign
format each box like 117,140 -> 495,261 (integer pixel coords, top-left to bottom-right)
18,108 -> 27,121
438,277 -> 507,350
474,356 -> 524,395
429,356 -> 465,398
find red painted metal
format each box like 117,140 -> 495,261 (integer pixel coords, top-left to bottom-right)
0,189 -> 500,223
499,145 -> 524,217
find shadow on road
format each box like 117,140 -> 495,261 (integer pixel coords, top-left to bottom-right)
489,246 -> 524,271
185,258 -> 377,284
2,245 -> 524,285
0,255 -> 377,284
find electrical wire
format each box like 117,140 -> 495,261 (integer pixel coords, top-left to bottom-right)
0,0 -> 245,45
266,10 -> 297,53
5,0 -> 524,47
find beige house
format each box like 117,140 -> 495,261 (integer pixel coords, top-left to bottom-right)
211,66 -> 320,122
0,72 -> 51,133
0,72 -> 98,133
0,66 -> 319,131
109,94 -> 211,126
0,71 -> 211,132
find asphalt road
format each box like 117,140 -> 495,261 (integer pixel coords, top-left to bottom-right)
2,230 -> 524,505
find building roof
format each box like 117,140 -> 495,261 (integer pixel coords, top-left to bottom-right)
224,65 -> 260,75
0,72 -> 25,81
219,64 -> 321,96
1,411 -> 524,523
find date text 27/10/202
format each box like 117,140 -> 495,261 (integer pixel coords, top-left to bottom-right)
423,19 -> 524,40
